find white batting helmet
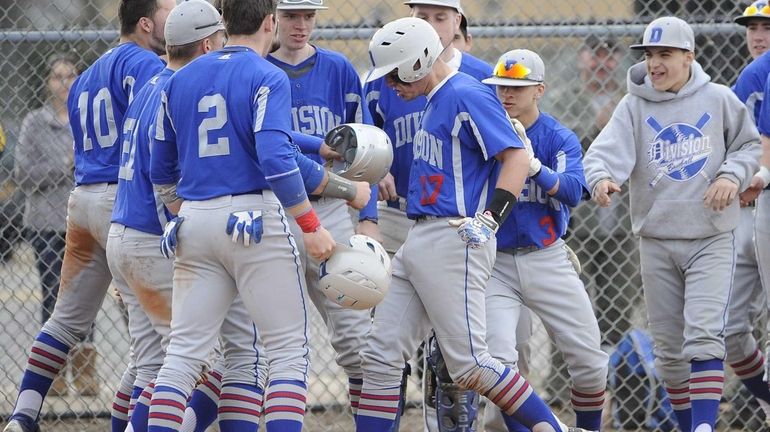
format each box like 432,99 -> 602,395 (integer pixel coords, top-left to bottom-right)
325,123 -> 393,184
276,0 -> 328,10
319,235 -> 391,310
365,17 -> 444,83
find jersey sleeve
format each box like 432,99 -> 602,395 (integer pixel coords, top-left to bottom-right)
457,86 -> 522,159
364,79 -> 384,128
342,61 -> 373,125
149,89 -> 180,185
544,129 -> 589,206
733,65 -> 763,124
253,71 -> 303,181
583,95 -> 637,190
759,73 -> 770,136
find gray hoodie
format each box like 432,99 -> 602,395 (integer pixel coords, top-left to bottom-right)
583,60 -> 760,239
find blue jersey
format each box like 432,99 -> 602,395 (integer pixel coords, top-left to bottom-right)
365,52 -> 493,200
733,50 -> 770,125
495,113 -> 589,250
267,47 -> 372,163
268,47 -> 378,219
112,68 -> 174,235
68,43 -> 164,185
406,72 -> 522,218
150,46 -> 300,200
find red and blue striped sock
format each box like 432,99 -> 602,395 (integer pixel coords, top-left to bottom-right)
571,387 -> 605,430
486,367 -> 562,431
129,385 -> 143,419
730,348 -> 770,404
218,383 -> 264,432
181,369 -> 222,432
263,379 -> 307,432
665,381 -> 691,432
13,332 -> 72,421
148,385 -> 187,432
110,384 -> 132,431
690,359 -> 724,432
131,381 -> 156,432
354,385 -> 401,431
348,377 -> 363,419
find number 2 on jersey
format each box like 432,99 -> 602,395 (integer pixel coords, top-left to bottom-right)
419,174 -> 444,205
198,94 -> 230,158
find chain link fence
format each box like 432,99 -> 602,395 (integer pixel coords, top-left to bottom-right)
0,0 -> 765,431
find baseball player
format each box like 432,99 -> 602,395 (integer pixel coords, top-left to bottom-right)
145,0 -> 371,430
479,49 -> 609,432
733,1 -> 770,123
363,4 -> 532,430
106,3 -> 276,432
720,0 -> 770,423
3,1 -> 171,431
583,17 -> 761,432
357,17 -> 587,432
266,0 -> 379,421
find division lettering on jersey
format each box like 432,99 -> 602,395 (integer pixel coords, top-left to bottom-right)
413,129 -> 443,169
392,111 -> 423,148
645,113 -> 712,186
520,179 -> 560,210
291,105 -> 342,136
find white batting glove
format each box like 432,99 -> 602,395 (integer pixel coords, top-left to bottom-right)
510,117 -> 541,177
160,216 -> 184,259
448,212 -> 499,248
226,211 -> 263,246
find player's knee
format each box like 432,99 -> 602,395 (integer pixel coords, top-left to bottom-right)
41,319 -> 83,348
682,337 -> 725,364
724,332 -> 756,363
451,361 -> 505,394
571,363 -> 609,390
654,356 -> 690,385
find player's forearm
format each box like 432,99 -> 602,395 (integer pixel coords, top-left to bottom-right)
494,148 -> 529,198
290,131 -> 323,154
358,185 -> 379,221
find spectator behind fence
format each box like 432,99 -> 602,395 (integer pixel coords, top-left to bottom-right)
540,34 -> 644,407
0,121 -> 25,264
12,54 -> 92,397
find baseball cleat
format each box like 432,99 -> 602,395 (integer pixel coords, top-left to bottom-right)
3,417 -> 40,432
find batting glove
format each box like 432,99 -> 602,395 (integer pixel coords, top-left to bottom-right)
160,216 -> 184,259
510,117 -> 542,177
448,212 -> 499,249
226,210 -> 263,246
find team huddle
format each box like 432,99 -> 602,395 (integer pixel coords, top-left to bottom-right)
4,0 -> 770,431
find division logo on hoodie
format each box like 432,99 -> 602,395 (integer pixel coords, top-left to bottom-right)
645,113 -> 712,187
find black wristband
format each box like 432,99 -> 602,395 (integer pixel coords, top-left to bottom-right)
486,188 -> 517,224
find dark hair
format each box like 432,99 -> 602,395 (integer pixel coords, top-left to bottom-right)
167,31 -> 224,62
119,0 -> 160,35
221,0 -> 276,37
46,52 -> 79,74
459,14 -> 468,40
582,35 -> 620,55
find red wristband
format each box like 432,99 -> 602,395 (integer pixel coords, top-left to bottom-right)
296,208 -> 322,233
